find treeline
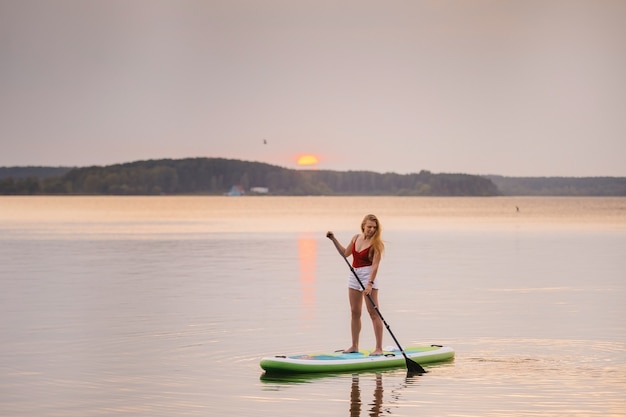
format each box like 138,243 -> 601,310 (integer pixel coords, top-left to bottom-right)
0,166 -> 72,179
0,158 -> 499,196
486,175 -> 626,196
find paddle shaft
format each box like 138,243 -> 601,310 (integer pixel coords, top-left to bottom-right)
327,234 -> 426,374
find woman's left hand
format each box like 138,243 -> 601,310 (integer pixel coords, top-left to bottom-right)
363,282 -> 373,296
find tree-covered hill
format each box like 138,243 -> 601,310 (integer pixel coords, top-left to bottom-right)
0,157 -> 499,196
4,158 -> 624,196
0,166 -> 72,179
486,175 -> 626,196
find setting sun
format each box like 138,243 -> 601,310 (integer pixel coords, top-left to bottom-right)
296,155 -> 319,166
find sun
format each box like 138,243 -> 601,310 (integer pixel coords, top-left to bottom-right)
297,154 -> 319,166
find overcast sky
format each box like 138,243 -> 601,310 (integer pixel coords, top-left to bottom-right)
1,0 -> 625,176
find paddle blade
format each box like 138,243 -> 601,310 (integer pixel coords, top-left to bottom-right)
406,357 -> 427,375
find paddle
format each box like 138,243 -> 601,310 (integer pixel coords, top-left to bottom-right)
326,232 -> 426,375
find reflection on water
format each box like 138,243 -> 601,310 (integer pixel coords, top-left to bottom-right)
298,234 -> 317,324
260,370 -> 425,417
350,374 -> 384,417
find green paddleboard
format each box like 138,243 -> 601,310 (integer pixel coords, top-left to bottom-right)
260,345 -> 454,374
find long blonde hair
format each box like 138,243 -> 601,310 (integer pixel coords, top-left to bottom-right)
361,214 -> 385,258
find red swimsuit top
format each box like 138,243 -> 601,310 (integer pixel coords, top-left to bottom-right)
352,245 -> 372,268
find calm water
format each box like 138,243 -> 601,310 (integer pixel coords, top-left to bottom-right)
1,196 -> 625,416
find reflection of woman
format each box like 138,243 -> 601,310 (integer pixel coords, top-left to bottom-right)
349,373 -> 384,417
350,375 -> 361,417
327,214 -> 385,355
370,374 -> 383,417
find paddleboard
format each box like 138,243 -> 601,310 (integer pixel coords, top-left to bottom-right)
260,345 -> 454,374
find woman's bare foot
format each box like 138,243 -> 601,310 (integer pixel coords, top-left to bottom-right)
369,349 -> 384,356
343,346 -> 359,353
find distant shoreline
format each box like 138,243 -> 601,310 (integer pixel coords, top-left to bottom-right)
1,158 -> 625,196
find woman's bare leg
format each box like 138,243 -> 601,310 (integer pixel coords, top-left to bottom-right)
365,289 -> 384,355
344,288 -> 363,353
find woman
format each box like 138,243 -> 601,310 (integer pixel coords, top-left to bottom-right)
327,214 -> 385,355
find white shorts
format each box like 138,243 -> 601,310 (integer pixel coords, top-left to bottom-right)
348,266 -> 378,291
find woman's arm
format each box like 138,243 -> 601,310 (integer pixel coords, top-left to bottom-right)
326,232 -> 355,258
364,249 -> 381,294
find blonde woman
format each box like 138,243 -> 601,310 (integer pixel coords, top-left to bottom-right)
327,214 -> 385,355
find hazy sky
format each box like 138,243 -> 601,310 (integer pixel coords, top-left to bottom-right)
1,1 -> 625,176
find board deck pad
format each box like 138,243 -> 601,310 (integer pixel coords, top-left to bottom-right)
260,345 -> 454,374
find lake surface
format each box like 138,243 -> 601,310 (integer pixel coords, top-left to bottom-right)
1,196 -> 625,416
